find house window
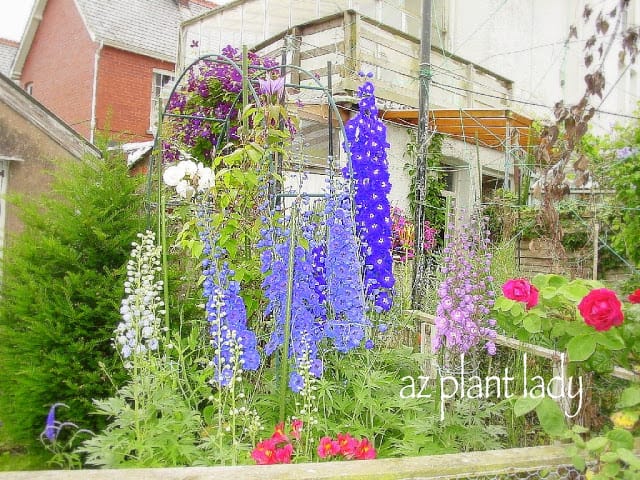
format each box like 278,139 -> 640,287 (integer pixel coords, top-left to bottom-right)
149,70 -> 175,134
25,82 -> 33,95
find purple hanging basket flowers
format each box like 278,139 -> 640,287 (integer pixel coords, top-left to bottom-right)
342,77 -> 395,312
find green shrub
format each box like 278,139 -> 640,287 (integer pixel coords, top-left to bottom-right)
0,149 -> 144,447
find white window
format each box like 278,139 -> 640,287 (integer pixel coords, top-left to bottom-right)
25,82 -> 33,95
149,69 -> 176,134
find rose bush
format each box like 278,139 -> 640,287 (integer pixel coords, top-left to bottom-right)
578,288 -> 624,332
629,289 -> 640,304
492,274 -> 634,372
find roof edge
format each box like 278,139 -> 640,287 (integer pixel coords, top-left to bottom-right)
101,40 -> 175,64
0,72 -> 101,159
10,0 -> 48,80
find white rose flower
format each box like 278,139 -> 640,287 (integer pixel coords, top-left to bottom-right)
163,164 -> 185,186
175,179 -> 195,200
181,159 -> 198,177
197,166 -> 214,191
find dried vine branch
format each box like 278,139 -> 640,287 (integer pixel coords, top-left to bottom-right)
533,0 -> 637,254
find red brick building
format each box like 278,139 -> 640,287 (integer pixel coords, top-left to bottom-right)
10,0 -> 215,143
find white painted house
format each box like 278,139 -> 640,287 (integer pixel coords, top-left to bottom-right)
179,0 -> 633,213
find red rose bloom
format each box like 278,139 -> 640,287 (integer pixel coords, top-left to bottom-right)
628,289 -> 640,304
578,288 -> 624,331
502,279 -> 539,310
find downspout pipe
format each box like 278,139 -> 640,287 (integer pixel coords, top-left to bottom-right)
90,40 -> 103,144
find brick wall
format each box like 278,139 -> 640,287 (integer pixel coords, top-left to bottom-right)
95,47 -> 174,142
20,0 -> 95,139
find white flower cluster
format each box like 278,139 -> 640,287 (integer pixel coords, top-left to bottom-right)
116,231 -> 165,365
163,158 -> 214,200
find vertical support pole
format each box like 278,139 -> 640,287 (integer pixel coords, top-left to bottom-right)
592,221 -> 600,280
328,61 -> 335,194
242,45 -> 249,133
279,203 -> 297,422
411,0 -> 433,309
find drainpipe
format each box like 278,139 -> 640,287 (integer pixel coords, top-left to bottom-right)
90,41 -> 103,144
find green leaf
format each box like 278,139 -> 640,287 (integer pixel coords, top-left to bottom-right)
494,296 -> 515,312
585,436 -> 608,452
606,428 -> 634,450
567,334 -> 597,362
547,274 -> 569,288
541,287 -> 558,300
601,461 -> 620,477
596,330 -> 625,350
617,386 -> 640,408
559,282 -> 590,302
531,274 -> 549,290
514,395 -> 543,417
600,451 -> 620,463
550,322 -> 566,338
510,302 -> 525,316
522,315 -> 542,333
523,315 -> 542,333
571,455 -> 586,472
535,397 -> 567,437
617,448 -> 640,468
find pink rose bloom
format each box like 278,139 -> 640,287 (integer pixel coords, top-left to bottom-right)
502,279 -> 539,310
578,288 -> 624,331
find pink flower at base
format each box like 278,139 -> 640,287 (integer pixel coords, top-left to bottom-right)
271,421 -> 289,445
337,433 -> 358,458
502,279 -> 539,310
629,289 -> 640,304
354,438 -> 376,460
275,443 -> 294,464
578,288 -> 624,332
290,419 -> 303,440
317,436 -> 341,458
251,438 -> 278,465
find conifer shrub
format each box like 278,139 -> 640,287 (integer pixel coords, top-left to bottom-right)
0,149 -> 145,447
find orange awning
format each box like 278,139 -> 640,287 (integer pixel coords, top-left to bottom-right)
380,108 -> 535,151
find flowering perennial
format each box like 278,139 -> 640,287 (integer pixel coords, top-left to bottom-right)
342,77 -> 394,311
317,433 -> 376,460
163,45 -> 280,163
116,231 -> 165,363
578,288 -> 624,332
391,207 -> 438,261
259,216 -> 325,391
432,213 -> 497,355
42,403 -> 68,442
163,158 -> 214,200
324,196 -> 369,351
251,421 -> 301,465
201,223 -> 260,387
502,278 -> 539,310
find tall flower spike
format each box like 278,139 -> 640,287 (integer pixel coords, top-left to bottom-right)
432,212 -> 497,355
115,231 -> 164,365
324,195 -> 369,352
43,403 -> 68,442
200,212 -> 261,387
342,80 -> 394,311
260,210 -> 326,391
